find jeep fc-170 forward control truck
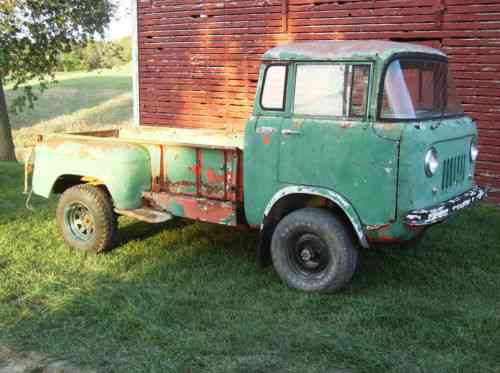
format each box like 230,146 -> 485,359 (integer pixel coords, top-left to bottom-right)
27,41 -> 485,293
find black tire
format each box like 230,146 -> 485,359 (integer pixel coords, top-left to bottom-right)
271,208 -> 358,293
56,184 -> 117,253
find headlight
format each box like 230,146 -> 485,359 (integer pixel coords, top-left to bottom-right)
470,139 -> 479,162
425,147 -> 439,177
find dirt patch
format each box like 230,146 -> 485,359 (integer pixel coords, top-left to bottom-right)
0,346 -> 95,373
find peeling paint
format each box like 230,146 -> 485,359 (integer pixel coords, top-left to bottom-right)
256,126 -> 276,136
366,224 -> 391,232
263,186 -> 369,248
404,186 -> 486,227
144,192 -> 239,226
264,40 -> 446,62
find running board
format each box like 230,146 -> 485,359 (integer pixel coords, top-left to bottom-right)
115,208 -> 173,224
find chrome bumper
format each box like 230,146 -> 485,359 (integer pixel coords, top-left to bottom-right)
404,186 -> 486,227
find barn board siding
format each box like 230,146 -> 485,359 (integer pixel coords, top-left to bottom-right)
137,0 -> 500,204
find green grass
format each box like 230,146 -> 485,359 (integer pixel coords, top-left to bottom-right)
0,161 -> 499,372
2,67 -> 500,372
5,65 -> 132,156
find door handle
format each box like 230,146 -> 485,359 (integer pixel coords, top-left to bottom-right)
282,129 -> 303,136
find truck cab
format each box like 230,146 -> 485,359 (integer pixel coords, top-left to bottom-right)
245,40 -> 484,242
28,41 -> 485,294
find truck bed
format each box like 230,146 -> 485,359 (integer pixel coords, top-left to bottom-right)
39,127 -> 245,226
63,126 -> 245,150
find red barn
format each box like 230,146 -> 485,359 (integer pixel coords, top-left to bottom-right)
131,0 -> 500,205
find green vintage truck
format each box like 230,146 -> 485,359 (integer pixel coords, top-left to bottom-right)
27,41 -> 486,293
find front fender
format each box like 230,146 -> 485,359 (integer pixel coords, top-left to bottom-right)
263,185 -> 369,248
33,141 -> 152,209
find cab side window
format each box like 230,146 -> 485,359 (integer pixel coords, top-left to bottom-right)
261,65 -> 287,111
294,64 -> 370,118
349,65 -> 370,117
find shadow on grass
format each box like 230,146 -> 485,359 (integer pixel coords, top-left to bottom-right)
116,219 -> 193,247
0,162 -> 51,224
1,162 -> 500,372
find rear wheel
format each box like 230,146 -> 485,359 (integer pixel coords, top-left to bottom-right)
56,184 -> 117,253
271,208 -> 358,293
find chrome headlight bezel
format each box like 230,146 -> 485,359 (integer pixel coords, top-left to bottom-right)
470,138 -> 479,163
425,147 -> 439,177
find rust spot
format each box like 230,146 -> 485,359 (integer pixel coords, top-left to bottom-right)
369,236 -> 404,244
143,192 -> 238,226
201,182 -> 225,197
188,163 -> 200,176
206,167 -> 225,184
262,134 -> 271,145
375,123 -> 396,132
365,224 -> 391,232
81,176 -> 104,186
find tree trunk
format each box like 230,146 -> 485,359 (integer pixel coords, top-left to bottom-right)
0,77 -> 16,161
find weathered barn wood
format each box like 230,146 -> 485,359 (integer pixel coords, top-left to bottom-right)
136,0 -> 500,204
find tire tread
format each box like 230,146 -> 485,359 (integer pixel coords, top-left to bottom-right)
56,184 -> 117,253
271,208 -> 358,293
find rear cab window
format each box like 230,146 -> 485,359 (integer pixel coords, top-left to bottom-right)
293,63 -> 371,119
260,65 -> 288,111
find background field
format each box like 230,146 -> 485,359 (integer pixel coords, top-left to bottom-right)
1,68 -> 500,372
6,64 -> 132,159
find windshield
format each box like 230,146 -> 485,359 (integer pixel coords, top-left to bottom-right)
380,58 -> 464,120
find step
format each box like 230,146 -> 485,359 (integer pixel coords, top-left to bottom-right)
115,207 -> 173,224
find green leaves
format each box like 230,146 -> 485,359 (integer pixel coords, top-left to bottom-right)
0,0 -> 116,113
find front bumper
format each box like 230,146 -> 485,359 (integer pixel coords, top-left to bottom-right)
404,185 -> 486,227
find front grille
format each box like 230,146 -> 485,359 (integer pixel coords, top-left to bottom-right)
441,154 -> 467,191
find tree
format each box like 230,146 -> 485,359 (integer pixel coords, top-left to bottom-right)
0,0 -> 115,160
57,39 -> 129,72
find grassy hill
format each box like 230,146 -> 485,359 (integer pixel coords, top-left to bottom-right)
5,64 -> 132,159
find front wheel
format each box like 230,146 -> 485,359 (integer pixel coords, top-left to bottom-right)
271,208 -> 358,293
56,184 -> 117,253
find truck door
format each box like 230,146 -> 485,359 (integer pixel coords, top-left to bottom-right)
278,62 -> 399,224
279,63 -> 372,189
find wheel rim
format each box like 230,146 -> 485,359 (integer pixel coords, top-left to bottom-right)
288,233 -> 331,276
65,202 -> 95,242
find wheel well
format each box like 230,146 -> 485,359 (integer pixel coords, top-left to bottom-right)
257,194 -> 359,267
52,175 -> 109,196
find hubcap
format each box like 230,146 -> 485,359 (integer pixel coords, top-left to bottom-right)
65,202 -> 95,242
290,233 -> 330,276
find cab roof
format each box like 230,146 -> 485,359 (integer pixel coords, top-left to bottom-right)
263,40 -> 446,62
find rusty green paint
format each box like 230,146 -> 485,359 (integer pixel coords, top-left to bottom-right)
200,148 -> 226,199
33,140 -> 151,209
366,221 -> 424,244
31,41 -> 482,246
164,147 -> 198,195
397,116 -> 477,215
263,40 -> 445,63
143,192 -> 238,226
167,200 -> 186,217
245,40 -> 482,245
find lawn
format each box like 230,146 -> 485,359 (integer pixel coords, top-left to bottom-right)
1,68 -> 500,372
1,164 -> 499,373
5,64 -> 132,159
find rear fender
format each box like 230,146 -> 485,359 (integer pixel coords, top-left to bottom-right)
33,141 -> 152,209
